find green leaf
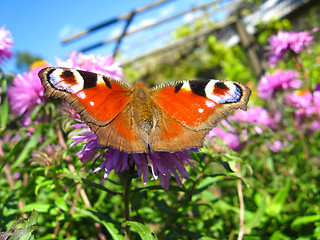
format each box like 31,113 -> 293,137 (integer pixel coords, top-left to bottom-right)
102,221 -> 125,240
19,210 -> 38,240
244,194 -> 266,233
61,169 -> 83,182
55,197 -> 69,212
0,134 -> 28,171
291,215 -> 320,229
10,225 -> 37,240
199,237 -> 218,240
0,96 -> 9,132
35,179 -> 54,196
26,209 -> 38,227
270,230 -> 291,240
75,207 -> 124,240
125,221 -> 155,240
11,126 -> 42,169
266,178 -> 290,217
22,203 -> 50,212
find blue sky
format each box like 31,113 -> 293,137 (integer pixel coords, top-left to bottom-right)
0,0 -> 223,73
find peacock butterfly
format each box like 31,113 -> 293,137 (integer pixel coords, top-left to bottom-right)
38,67 -> 251,153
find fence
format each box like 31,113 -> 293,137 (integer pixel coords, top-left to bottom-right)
61,0 -> 315,79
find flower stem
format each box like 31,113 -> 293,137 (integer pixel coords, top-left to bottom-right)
120,172 -> 132,240
237,162 -> 244,240
294,55 -> 311,91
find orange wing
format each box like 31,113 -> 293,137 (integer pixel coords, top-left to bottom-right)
149,79 -> 251,151
151,79 -> 251,131
39,67 -> 132,126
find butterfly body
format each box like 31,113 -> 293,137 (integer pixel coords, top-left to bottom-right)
39,67 -> 251,153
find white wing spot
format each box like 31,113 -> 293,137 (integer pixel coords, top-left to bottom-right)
205,100 -> 216,108
181,81 -> 191,91
97,75 -> 105,85
89,101 -> 94,106
76,91 -> 86,99
198,108 -> 204,113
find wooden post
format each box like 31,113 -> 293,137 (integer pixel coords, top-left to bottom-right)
113,11 -> 136,58
234,15 -> 264,78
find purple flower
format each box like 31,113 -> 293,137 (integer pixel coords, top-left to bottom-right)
285,89 -> 320,131
265,28 -> 318,66
228,106 -> 279,129
206,120 -> 241,151
68,119 -> 195,190
258,70 -> 302,100
265,140 -> 283,153
0,26 -> 13,65
207,107 -> 280,151
55,51 -> 123,80
7,66 -> 46,126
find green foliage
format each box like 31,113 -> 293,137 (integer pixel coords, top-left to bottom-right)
0,209 -> 38,240
255,18 -> 291,45
1,9 -> 320,240
16,51 -> 43,73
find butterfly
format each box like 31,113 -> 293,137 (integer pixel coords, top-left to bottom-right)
39,67 -> 251,153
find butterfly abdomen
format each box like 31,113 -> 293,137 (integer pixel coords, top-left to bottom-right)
132,83 -> 154,136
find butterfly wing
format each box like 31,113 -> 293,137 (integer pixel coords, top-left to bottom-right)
150,79 -> 251,151
39,67 -> 148,152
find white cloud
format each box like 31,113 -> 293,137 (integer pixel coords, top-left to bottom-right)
58,24 -> 81,40
159,3 -> 175,18
128,18 -> 156,32
109,28 -> 122,38
183,10 -> 203,23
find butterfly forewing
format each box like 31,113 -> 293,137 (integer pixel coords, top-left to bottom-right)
151,79 -> 251,131
39,67 -> 132,126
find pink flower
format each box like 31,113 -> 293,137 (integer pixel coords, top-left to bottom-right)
228,106 -> 279,129
7,66 -> 46,126
258,70 -> 302,100
68,119 -> 195,190
0,26 -> 13,65
265,28 -> 318,66
207,106 -> 280,151
265,140 -> 283,153
55,51 -> 123,80
285,89 -> 320,131
206,120 -> 241,151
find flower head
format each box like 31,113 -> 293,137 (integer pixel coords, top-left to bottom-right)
265,28 -> 318,66
265,140 -> 283,153
68,118 -> 195,190
206,106 -> 280,151
285,89 -> 320,131
258,70 -> 301,100
206,120 -> 241,151
55,51 -> 123,80
7,66 -> 46,125
228,106 -> 279,129
0,26 -> 13,65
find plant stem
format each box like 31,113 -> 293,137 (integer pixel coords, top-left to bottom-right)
237,162 -> 244,240
295,55 -> 311,91
120,172 -> 132,240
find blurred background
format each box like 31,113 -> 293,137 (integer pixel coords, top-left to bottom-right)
1,0 -> 320,239
1,0 -> 319,81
